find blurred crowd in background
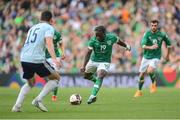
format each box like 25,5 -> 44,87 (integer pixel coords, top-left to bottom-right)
0,0 -> 179,74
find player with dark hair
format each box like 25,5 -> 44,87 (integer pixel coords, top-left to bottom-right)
81,25 -> 131,104
12,10 -> 61,112
134,19 -> 172,97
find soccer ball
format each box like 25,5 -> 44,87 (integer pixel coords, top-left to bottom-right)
69,94 -> 82,105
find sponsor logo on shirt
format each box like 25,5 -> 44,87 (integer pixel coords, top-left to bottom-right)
157,37 -> 162,41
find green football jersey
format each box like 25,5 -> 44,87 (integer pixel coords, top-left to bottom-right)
45,30 -> 62,58
88,33 -> 118,63
141,30 -> 171,59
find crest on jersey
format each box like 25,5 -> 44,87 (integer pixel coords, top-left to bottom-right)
107,40 -> 112,45
152,39 -> 157,44
157,37 -> 162,41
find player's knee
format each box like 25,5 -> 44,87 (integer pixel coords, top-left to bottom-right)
55,74 -> 60,80
97,71 -> 107,79
147,70 -> 154,75
147,67 -> 155,74
27,80 -> 35,87
97,73 -> 105,80
28,83 -> 34,87
48,72 -> 60,80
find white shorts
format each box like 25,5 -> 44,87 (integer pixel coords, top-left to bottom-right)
139,57 -> 160,73
46,57 -> 61,72
85,60 -> 110,73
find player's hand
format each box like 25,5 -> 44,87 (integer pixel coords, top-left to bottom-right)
162,56 -> 170,64
80,67 -> 85,73
61,54 -> 66,60
151,44 -> 158,49
164,55 -> 170,62
53,58 -> 62,68
125,44 -> 131,51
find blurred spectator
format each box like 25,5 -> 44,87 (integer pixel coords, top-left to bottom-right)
0,0 -> 179,74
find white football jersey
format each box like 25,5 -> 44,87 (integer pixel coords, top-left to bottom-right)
20,22 -> 54,63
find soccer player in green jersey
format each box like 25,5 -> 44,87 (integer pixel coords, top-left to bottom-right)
80,25 -> 131,104
134,20 -> 171,97
45,20 -> 65,101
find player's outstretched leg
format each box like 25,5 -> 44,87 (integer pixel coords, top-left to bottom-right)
83,73 -> 98,104
87,77 -> 102,104
87,70 -> 106,104
52,87 -> 58,101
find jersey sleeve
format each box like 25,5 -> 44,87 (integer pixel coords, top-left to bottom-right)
163,33 -> 171,47
110,33 -> 118,43
88,38 -> 94,50
141,32 -> 148,47
55,31 -> 62,43
45,26 -> 54,38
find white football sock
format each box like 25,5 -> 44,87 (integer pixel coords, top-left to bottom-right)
36,80 -> 58,101
14,83 -> 31,107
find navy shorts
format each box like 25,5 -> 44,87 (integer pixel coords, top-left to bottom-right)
21,61 -> 55,80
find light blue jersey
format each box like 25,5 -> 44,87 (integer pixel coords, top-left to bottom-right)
20,22 -> 54,63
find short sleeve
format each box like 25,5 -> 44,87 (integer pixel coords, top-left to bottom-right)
88,38 -> 94,50
110,33 -> 118,43
56,31 -> 62,43
45,26 -> 54,38
141,32 -> 148,47
163,33 -> 171,47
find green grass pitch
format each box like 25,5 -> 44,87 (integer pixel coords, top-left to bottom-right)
0,87 -> 179,119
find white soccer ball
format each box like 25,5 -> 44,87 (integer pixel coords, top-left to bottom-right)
69,94 -> 82,105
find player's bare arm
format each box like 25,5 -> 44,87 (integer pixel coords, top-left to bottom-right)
116,39 -> 131,51
165,45 -> 171,61
46,37 -> 61,68
142,44 -> 158,50
59,42 -> 66,60
80,48 -> 92,73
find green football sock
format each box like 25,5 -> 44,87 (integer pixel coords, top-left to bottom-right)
53,87 -> 58,96
138,77 -> 144,90
149,72 -> 156,84
91,78 -> 103,96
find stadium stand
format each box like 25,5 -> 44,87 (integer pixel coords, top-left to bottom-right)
0,0 -> 179,74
